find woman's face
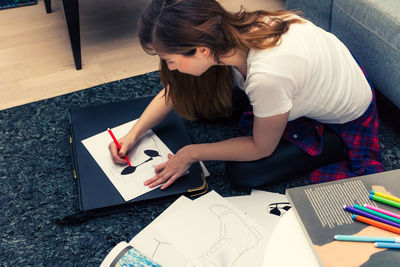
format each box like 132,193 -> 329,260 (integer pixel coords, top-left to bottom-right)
159,47 -> 215,76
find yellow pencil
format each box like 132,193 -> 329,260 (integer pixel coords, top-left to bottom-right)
371,190 -> 400,204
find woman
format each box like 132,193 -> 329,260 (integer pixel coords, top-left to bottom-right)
109,0 -> 384,189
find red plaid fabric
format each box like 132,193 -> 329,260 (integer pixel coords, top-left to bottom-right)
237,83 -> 384,184
283,88 -> 384,183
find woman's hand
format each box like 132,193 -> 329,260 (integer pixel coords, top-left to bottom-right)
108,133 -> 136,165
144,145 -> 194,190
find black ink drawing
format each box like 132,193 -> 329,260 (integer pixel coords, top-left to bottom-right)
121,150 -> 162,175
268,202 -> 291,217
109,132 -> 166,184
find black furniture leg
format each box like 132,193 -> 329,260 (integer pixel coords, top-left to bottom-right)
44,0 -> 51,13
62,0 -> 82,70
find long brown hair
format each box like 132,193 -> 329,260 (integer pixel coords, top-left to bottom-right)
138,0 -> 302,120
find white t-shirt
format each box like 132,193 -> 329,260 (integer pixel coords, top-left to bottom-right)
233,19 -> 372,124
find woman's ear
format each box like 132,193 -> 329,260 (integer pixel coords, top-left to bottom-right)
197,47 -> 211,58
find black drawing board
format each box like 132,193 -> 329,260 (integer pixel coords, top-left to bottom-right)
69,96 -> 206,211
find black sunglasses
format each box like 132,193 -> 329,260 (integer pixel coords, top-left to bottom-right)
268,202 -> 291,216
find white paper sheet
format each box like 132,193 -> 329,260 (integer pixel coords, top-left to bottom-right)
81,119 -> 173,201
154,191 -> 268,267
226,190 -> 289,241
129,196 -> 193,267
262,209 -> 320,267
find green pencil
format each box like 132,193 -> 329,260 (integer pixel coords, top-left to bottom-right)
370,194 -> 400,209
354,204 -> 400,224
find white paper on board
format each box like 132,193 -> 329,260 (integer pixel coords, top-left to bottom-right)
82,119 -> 173,201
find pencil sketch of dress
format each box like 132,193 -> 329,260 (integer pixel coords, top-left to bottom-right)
197,204 -> 262,267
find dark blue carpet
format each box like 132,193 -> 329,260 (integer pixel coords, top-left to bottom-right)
0,0 -> 37,10
1,71 -> 399,265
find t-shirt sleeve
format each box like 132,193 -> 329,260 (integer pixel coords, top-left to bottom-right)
245,72 -> 295,118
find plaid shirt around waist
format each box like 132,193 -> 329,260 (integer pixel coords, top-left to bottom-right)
238,87 -> 384,183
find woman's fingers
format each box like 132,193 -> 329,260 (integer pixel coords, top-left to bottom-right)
148,177 -> 168,188
145,164 -> 181,189
154,162 -> 167,174
144,163 -> 166,186
145,174 -> 167,188
147,168 -> 184,189
160,174 -> 180,190
118,140 -> 132,158
108,142 -> 128,165
143,175 -> 160,186
145,166 -> 170,187
144,151 -> 191,189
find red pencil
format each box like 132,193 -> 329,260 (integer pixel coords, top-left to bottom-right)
107,128 -> 132,167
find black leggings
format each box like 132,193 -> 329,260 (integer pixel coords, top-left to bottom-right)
225,127 -> 346,188
224,88 -> 347,188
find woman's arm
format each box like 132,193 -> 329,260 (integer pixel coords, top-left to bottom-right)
109,88 -> 174,164
127,88 -> 174,142
146,111 -> 289,189
190,111 -> 289,161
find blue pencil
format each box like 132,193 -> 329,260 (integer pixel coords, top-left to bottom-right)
375,242 -> 400,249
334,235 -> 400,243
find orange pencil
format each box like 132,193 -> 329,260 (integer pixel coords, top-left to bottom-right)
353,214 -> 400,235
107,128 -> 132,167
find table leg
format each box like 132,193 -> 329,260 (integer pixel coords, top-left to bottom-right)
62,0 -> 82,70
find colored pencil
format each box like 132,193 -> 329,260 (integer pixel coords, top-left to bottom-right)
107,128 -> 132,167
371,190 -> 400,204
334,235 -> 400,243
352,214 -> 400,235
354,204 -> 400,224
370,194 -> 400,209
344,205 -> 400,228
375,242 -> 400,249
364,204 -> 400,220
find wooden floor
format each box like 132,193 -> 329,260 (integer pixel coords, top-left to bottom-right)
0,0 -> 285,110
